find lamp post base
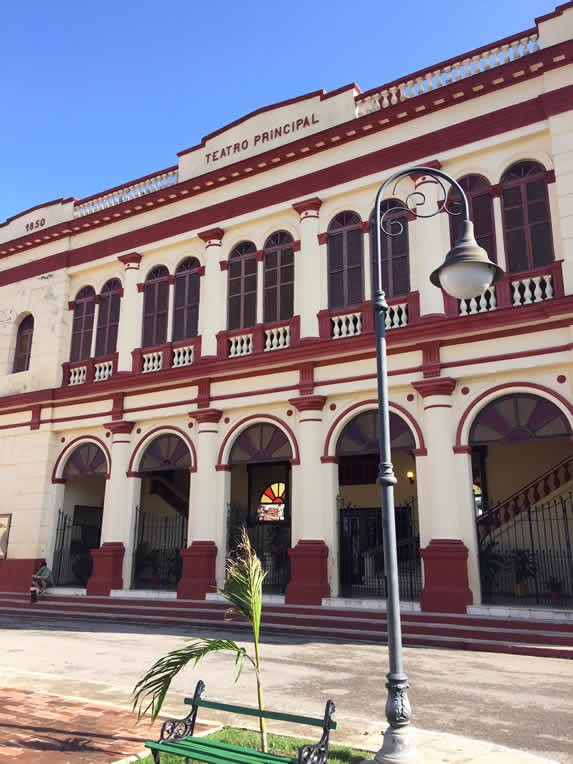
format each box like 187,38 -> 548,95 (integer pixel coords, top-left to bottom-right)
361,727 -> 421,763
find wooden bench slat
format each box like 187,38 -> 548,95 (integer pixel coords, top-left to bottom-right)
172,737 -> 294,761
188,698 -> 337,729
146,738 -> 294,763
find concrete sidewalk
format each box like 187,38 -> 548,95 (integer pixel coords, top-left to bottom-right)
0,687 -> 558,764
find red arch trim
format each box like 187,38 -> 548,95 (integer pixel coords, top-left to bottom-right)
455,382 -> 573,450
322,399 -> 426,460
52,435 -> 111,484
216,414 -> 300,467
128,425 -> 197,474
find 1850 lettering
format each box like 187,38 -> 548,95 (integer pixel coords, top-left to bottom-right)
25,218 -> 46,232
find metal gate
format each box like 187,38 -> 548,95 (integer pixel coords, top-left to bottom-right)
478,490 -> 573,607
132,507 -> 187,590
227,510 -> 291,594
53,507 -> 102,586
339,501 -> 421,600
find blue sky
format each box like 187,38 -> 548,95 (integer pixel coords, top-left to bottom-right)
1,0 -> 559,223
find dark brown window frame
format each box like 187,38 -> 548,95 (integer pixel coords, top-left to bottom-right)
95,278 -> 122,358
227,241 -> 258,331
370,199 -> 411,299
12,314 -> 34,373
173,257 -> 201,342
142,266 -> 170,348
263,231 -> 294,324
70,286 -> 96,362
448,175 -> 497,263
327,211 -> 364,310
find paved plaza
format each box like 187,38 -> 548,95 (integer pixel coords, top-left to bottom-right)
0,614 -> 572,762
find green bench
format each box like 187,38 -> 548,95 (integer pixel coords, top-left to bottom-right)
145,680 -> 337,763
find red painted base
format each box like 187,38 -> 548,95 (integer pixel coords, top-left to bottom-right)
0,558 -> 44,592
177,541 -> 218,600
420,538 -> 473,613
285,540 -> 330,605
87,542 -> 125,596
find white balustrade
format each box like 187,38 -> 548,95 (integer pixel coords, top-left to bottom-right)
172,344 -> 195,367
94,359 -> 114,381
228,334 -> 253,357
459,287 -> 497,316
73,169 -> 179,218
332,312 -> 362,339
142,351 -> 163,373
68,365 -> 87,385
385,302 -> 409,329
356,33 -> 539,115
511,274 -> 553,306
264,325 -> 291,351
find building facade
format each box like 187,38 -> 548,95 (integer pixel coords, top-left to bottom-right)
1,3 -> 572,614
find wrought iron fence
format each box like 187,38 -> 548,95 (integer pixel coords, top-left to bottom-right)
478,491 -> 573,607
132,506 -> 187,590
339,500 -> 421,601
53,509 -> 100,586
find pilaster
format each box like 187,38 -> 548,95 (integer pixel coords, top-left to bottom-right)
292,198 -> 323,339
197,228 -> 225,357
116,253 -> 143,372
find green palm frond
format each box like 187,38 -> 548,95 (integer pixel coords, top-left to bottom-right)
133,638 -> 249,721
223,527 -> 266,640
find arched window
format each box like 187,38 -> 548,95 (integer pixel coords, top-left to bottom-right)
228,242 -> 257,330
263,231 -> 294,323
501,161 -> 554,272
173,258 -> 201,341
142,266 -> 169,348
70,286 -> 96,362
13,315 -> 34,373
327,211 -> 363,310
95,279 -> 122,358
448,175 -> 497,262
370,199 -> 410,298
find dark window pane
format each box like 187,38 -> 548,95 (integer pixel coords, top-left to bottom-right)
506,230 -> 528,272
531,223 -> 553,267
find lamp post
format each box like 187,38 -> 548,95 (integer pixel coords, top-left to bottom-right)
369,167 -> 503,763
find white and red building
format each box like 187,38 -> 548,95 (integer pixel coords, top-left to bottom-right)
1,2 -> 572,616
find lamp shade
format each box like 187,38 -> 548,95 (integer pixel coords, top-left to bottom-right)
430,220 -> 504,299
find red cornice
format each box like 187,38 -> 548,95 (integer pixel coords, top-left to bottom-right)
292,197 -> 322,215
288,395 -> 326,412
118,252 -> 142,266
198,227 -> 224,244
189,408 -> 223,424
104,420 -> 134,435
1,57 -> 572,272
412,377 -> 456,398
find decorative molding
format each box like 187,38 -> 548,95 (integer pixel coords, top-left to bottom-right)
198,227 -> 224,245
421,342 -> 441,378
292,197 -> 322,217
288,395 -> 326,412
412,377 -> 456,398
317,232 -> 328,245
104,420 -> 134,435
299,362 -> 315,395
118,252 -> 142,268
219,260 -> 229,272
197,378 -> 211,409
189,408 -> 223,424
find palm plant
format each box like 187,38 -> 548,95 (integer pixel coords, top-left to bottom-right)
132,527 -> 268,752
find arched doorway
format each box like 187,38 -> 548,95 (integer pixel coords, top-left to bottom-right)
53,442 -> 106,587
228,422 -> 293,593
336,409 -> 421,600
472,393 -> 573,606
133,433 -> 190,590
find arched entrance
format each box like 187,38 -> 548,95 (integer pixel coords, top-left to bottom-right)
336,409 -> 421,600
133,433 -> 190,590
53,442 -> 107,586
228,422 -> 292,593
472,393 -> 573,606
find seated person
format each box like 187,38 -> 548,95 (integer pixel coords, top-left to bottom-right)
31,559 -> 53,593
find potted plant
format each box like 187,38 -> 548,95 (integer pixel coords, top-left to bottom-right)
478,538 -> 505,598
509,548 -> 537,597
546,576 -> 562,603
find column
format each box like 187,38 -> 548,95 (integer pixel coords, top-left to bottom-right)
292,198 -> 323,339
116,253 -> 143,372
412,378 -> 474,613
549,112 -> 573,295
256,250 -> 264,324
197,228 -> 225,358
88,421 -> 137,595
285,395 -> 330,605
408,172 -> 449,316
178,408 -> 224,599
89,297 -> 101,358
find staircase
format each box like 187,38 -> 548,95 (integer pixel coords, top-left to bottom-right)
1,590 -> 572,660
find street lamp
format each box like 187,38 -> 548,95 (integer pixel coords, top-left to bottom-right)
369,166 -> 503,763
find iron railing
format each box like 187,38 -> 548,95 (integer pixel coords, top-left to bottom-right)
53,509 -> 100,586
132,506 -> 187,590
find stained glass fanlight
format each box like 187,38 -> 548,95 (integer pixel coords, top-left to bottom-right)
257,481 -> 286,522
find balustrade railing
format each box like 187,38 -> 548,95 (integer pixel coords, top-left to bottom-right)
356,30 -> 539,115
264,324 -> 291,351
228,333 -> 254,357
73,169 -> 178,218
460,287 -> 497,316
62,354 -> 117,386
172,343 -> 195,367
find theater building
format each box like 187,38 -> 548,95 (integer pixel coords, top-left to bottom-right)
1,3 -> 572,615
